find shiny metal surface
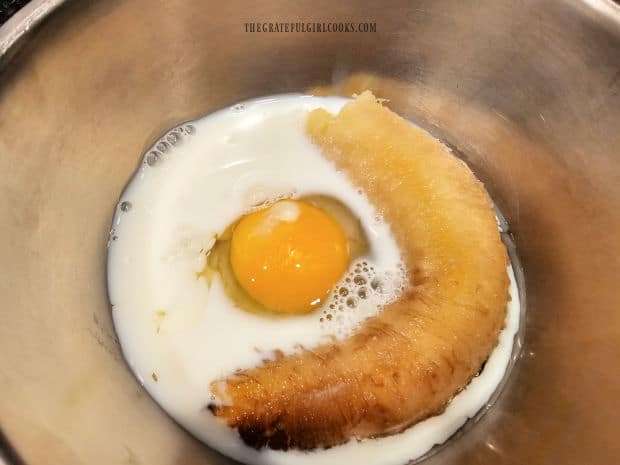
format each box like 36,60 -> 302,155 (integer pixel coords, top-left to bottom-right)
1,1 -> 619,464
0,0 -> 63,57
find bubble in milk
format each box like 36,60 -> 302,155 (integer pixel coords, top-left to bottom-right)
156,141 -> 170,153
107,229 -> 119,248
120,201 -> 132,212
149,125 -> 195,159
146,151 -> 160,166
167,131 -> 181,145
319,258 -> 407,334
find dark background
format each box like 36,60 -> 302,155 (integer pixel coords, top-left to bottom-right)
0,0 -> 30,26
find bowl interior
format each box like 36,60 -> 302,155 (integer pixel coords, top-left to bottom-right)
1,1 -> 619,464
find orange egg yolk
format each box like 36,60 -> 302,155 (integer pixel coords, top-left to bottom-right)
230,200 -> 349,314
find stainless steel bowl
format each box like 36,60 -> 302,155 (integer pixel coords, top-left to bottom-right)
1,1 -> 619,464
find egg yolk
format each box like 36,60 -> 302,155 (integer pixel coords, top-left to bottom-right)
230,200 -> 349,314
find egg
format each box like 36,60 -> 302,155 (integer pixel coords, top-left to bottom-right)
107,95 -> 521,465
229,199 -> 350,314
